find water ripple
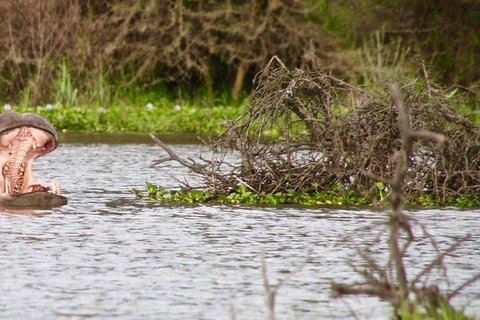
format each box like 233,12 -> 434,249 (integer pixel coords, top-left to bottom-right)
0,141 -> 479,319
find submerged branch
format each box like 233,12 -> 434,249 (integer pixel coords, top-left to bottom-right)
150,134 -> 231,192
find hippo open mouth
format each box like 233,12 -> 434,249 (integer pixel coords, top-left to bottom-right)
0,112 -> 66,206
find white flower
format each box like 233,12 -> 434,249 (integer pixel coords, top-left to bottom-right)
98,107 -> 107,114
146,102 -> 154,110
190,108 -> 196,114
3,104 -> 12,111
45,104 -> 54,110
174,104 -> 181,111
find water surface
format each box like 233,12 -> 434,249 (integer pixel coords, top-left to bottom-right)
0,134 -> 479,319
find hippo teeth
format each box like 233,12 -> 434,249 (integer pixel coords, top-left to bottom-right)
4,177 -> 11,195
51,180 -> 60,195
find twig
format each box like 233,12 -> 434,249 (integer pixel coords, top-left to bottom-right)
232,175 -> 260,194
150,134 -> 228,187
261,249 -> 276,320
261,249 -> 312,320
410,234 -> 471,288
388,83 -> 415,301
448,274 -> 480,301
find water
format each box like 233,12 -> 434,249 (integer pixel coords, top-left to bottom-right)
0,133 -> 479,319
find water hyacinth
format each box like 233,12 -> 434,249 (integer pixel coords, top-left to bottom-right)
3,104 -> 12,111
98,107 -> 107,114
45,104 -> 54,110
174,104 -> 181,111
146,102 -> 154,110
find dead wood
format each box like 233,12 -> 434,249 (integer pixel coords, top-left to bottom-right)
148,55 -> 480,317
331,84 -> 479,317
151,55 -> 480,201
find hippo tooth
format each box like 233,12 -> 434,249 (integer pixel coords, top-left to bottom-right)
51,179 -> 60,195
3,162 -> 9,174
32,142 -> 37,150
4,177 -> 11,195
26,186 -> 33,193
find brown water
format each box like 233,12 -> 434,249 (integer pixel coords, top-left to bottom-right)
0,134 -> 479,319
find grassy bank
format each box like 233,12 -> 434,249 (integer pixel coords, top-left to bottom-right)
3,91 -> 247,135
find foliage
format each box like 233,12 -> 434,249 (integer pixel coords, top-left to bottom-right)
0,0 -> 334,104
7,91 -> 246,134
314,0 -> 480,86
133,182 -> 372,206
135,182 -> 480,208
401,299 -> 473,320
2,0 -> 479,106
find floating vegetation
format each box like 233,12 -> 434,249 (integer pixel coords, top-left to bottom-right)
133,182 -> 372,206
134,182 -> 480,207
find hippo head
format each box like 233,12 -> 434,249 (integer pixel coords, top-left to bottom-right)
0,112 -> 67,207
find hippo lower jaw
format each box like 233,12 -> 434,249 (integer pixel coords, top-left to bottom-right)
0,191 -> 68,207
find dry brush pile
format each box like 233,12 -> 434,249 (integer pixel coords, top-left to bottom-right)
153,56 -> 480,202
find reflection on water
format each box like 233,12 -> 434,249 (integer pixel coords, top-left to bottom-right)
0,136 -> 479,319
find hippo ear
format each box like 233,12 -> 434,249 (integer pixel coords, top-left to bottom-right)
0,112 -> 59,148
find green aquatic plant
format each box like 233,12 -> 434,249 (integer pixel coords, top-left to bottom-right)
400,298 -> 473,320
134,182 -> 381,206
134,182 -> 480,208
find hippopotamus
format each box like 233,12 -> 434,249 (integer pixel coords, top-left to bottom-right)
0,112 -> 67,207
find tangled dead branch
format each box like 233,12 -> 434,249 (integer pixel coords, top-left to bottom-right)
152,55 -> 480,202
331,84 -> 479,318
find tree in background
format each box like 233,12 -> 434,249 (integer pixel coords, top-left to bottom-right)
318,0 -> 480,85
1,0 -> 479,104
0,0 -> 333,103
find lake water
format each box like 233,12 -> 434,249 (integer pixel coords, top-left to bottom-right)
0,133 -> 479,319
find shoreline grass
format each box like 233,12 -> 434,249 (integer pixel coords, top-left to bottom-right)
3,92 -> 248,135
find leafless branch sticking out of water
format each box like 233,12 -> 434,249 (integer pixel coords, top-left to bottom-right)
260,249 -> 312,320
332,84 -> 479,317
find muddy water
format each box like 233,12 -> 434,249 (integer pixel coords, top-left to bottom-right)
0,133 -> 479,320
